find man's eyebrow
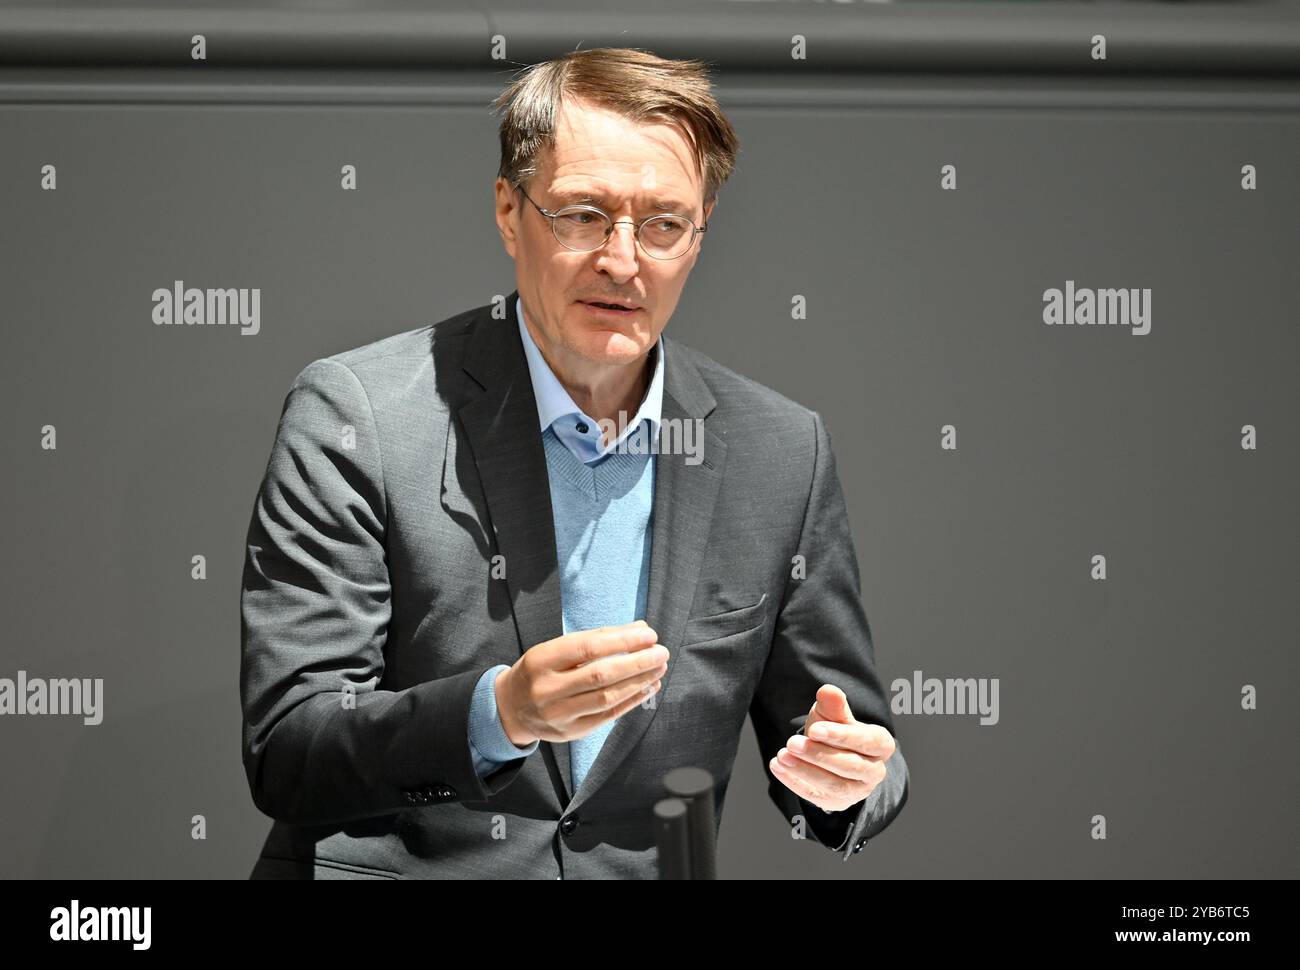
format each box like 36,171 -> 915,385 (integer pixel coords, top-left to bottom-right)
554,190 -> 692,214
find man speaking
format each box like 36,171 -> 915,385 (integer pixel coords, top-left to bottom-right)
240,47 -> 908,879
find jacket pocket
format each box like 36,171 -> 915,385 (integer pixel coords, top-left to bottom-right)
682,592 -> 769,644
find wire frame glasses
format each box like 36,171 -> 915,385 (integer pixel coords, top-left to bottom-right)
517,183 -> 706,260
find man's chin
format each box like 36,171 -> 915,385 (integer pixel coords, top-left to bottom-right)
576,330 -> 652,363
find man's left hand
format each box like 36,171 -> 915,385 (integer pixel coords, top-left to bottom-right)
769,684 -> 895,813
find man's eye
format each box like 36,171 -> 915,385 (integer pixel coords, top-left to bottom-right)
648,219 -> 685,237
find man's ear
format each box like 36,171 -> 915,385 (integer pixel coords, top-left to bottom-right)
494,177 -> 520,258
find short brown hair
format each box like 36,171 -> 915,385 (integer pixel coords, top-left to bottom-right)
491,47 -> 740,210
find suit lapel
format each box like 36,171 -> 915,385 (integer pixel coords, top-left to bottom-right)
455,292 -> 573,802
453,289 -> 724,814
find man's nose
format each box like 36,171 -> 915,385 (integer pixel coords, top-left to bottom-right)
596,220 -> 640,276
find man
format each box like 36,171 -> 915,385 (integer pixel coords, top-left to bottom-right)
240,47 -> 908,880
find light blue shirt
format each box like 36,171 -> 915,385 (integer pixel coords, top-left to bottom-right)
465,296 -> 665,779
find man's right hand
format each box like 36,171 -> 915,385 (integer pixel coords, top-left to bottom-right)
494,621 -> 668,746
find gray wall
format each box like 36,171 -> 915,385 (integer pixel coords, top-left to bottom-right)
1,0 -> 1297,879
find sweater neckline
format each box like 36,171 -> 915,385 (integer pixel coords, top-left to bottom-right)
543,427 -> 653,498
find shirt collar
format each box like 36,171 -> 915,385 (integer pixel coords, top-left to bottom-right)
516,295 -> 664,454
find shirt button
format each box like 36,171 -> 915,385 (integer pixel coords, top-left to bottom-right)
575,421 -> 589,434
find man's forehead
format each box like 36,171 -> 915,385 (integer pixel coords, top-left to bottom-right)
546,100 -> 703,203
540,151 -> 703,212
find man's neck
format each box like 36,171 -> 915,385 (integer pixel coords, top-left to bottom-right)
558,347 -> 654,437
523,312 -> 655,434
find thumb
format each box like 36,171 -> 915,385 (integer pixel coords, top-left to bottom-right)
808,683 -> 855,727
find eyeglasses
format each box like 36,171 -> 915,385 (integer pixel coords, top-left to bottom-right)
516,183 -> 706,260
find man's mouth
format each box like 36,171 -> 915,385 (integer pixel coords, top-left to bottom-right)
580,300 -> 641,315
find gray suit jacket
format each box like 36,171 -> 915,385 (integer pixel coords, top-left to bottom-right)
239,289 -> 909,879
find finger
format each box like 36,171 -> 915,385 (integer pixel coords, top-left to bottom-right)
771,749 -> 878,806
769,752 -> 859,807
553,623 -> 660,669
550,659 -> 666,722
768,755 -> 819,803
550,643 -> 670,702
563,670 -> 663,732
784,735 -> 885,784
804,720 -> 895,759
811,683 -> 854,724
